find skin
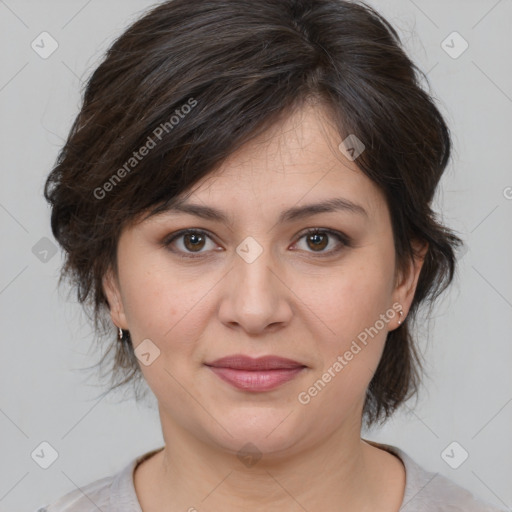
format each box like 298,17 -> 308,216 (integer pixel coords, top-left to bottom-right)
103,101 -> 427,512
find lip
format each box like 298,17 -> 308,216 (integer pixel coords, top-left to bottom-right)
206,354 -> 305,370
205,355 -> 307,392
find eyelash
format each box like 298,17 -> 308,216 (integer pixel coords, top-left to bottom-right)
162,228 -> 350,259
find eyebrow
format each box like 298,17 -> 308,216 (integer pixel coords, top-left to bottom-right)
153,197 -> 368,225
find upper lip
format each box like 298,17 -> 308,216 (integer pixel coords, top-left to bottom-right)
205,354 -> 306,371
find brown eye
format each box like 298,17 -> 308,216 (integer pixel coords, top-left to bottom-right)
164,227 -> 349,260
306,231 -> 329,251
294,228 -> 349,256
164,229 -> 217,258
182,232 -> 206,252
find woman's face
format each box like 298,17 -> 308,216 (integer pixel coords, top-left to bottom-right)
104,103 -> 425,457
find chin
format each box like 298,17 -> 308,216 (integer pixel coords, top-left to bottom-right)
201,409 -> 306,458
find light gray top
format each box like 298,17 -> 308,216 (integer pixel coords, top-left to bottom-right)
34,441 -> 506,511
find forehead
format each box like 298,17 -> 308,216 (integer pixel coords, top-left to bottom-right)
135,102 -> 388,230
179,103 -> 383,219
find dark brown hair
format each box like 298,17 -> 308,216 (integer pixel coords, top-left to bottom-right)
44,0 -> 462,426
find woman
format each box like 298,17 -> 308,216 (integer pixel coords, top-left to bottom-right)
36,0 -> 505,510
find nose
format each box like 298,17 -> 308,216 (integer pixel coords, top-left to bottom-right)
217,241 -> 293,335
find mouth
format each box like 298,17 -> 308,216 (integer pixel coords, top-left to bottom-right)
204,354 -> 307,392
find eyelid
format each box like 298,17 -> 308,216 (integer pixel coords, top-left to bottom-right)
162,228 -> 218,257
296,227 -> 351,247
162,227 -> 350,258
291,227 -> 350,257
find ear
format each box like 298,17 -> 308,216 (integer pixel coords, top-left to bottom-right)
391,239 -> 428,329
102,267 -> 128,330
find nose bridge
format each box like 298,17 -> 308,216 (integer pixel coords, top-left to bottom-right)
233,235 -> 277,302
219,235 -> 291,332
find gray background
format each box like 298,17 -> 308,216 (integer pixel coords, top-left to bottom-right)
1,0 -> 511,510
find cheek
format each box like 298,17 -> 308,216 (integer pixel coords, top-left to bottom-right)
118,249 -> 205,341
297,251 -> 395,396
301,255 -> 395,342
118,263 -> 206,397
297,271 -> 392,424
117,256 -> 216,401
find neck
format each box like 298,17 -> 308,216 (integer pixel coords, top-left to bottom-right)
135,412 -> 403,512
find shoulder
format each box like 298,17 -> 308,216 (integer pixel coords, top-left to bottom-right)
366,440 -> 506,512
31,473 -> 115,512
32,447 -> 164,512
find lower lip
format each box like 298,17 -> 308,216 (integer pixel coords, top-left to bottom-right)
207,366 -> 305,392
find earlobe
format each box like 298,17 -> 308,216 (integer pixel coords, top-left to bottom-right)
102,268 -> 127,329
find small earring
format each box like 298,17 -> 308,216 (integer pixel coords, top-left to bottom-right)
397,310 -> 404,326
118,327 -> 124,341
